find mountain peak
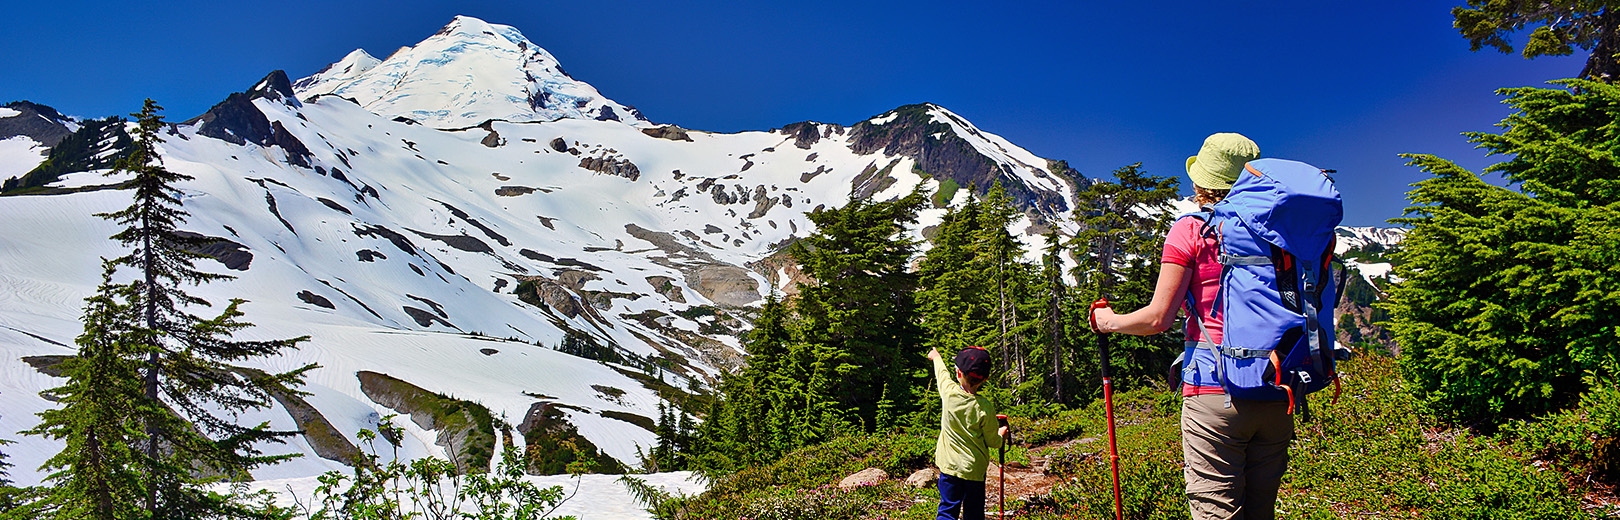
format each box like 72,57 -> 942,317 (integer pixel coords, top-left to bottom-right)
293,15 -> 650,128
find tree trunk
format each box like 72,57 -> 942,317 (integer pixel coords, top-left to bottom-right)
141,202 -> 160,515
1050,271 -> 1064,405
1583,7 -> 1620,82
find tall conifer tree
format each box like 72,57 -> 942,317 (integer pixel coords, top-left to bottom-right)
1041,232 -> 1070,405
93,99 -> 312,516
916,197 -> 992,353
1069,164 -> 1181,390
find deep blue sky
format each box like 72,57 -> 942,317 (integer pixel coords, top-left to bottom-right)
0,1 -> 1580,226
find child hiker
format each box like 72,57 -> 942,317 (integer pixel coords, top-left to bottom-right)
927,346 -> 1007,520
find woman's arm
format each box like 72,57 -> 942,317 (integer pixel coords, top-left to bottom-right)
1091,262 -> 1195,336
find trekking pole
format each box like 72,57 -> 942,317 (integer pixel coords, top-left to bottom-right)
1091,227 -> 1126,520
997,414 -> 1009,518
1091,298 -> 1125,520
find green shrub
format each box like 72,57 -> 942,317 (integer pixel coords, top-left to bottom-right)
1284,354 -> 1582,518
1504,382 -> 1620,483
678,432 -> 934,518
741,484 -> 893,520
933,179 -> 960,207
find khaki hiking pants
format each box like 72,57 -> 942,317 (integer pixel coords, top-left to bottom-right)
1183,394 -> 1294,520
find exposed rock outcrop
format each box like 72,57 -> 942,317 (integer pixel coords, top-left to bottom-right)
0,101 -> 73,147
357,371 -> 495,474
478,120 -> 503,147
174,230 -> 253,271
187,70 -> 314,168
624,224 -> 760,306
778,121 -> 842,150
640,125 -> 692,142
579,154 -> 640,181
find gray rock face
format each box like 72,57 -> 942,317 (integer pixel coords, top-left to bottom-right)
188,70 -> 314,168
479,121 -> 503,147
778,121 -> 838,149
690,265 -> 760,307
839,467 -> 888,489
528,277 -> 588,318
0,101 -> 73,147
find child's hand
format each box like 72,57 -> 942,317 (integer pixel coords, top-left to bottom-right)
926,348 -> 941,361
998,426 -> 1008,439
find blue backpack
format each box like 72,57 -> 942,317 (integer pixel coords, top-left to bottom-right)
1178,158 -> 1346,419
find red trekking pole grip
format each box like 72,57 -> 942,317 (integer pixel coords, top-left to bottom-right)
1089,298 -> 1109,333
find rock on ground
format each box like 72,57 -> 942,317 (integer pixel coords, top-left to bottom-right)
839,467 -> 888,489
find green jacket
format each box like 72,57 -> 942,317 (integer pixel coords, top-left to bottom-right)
932,356 -> 1002,481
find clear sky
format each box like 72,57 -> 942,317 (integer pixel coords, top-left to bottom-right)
0,0 -> 1581,226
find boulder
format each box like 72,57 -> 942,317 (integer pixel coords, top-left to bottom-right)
640,125 -> 693,142
906,467 -> 940,488
838,468 -> 888,489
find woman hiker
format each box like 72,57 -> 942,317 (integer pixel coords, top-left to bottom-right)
1089,132 -> 1292,520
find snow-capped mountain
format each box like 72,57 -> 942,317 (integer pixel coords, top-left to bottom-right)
291,49 -> 382,94
0,15 -> 1089,488
292,16 -> 651,129
1335,225 -> 1407,253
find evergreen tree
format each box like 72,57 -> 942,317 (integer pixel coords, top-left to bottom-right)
916,197 -> 993,353
1068,163 -> 1182,391
24,267 -> 156,520
976,183 -> 1028,392
789,190 -> 927,439
653,403 -> 675,472
1454,0 -> 1620,82
1390,78 -> 1620,423
93,99 -> 312,515
1040,232 -> 1071,405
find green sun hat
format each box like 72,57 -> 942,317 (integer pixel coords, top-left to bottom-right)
1185,133 -> 1260,190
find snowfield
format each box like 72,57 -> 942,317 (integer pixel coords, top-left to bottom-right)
0,136 -> 48,179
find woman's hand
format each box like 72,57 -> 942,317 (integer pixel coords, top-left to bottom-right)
926,347 -> 941,361
1090,300 -> 1114,333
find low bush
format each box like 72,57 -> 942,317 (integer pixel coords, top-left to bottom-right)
1503,381 -> 1620,491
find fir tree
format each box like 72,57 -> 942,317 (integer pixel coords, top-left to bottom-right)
976,183 -> 1027,391
789,190 -> 927,439
1069,163 -> 1181,391
1040,232 -> 1070,405
93,99 -> 312,516
25,267 -> 156,520
916,196 -> 993,353
1454,0 -> 1620,82
1390,78 -> 1620,422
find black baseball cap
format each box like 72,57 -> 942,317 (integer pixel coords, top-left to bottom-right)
955,346 -> 992,379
